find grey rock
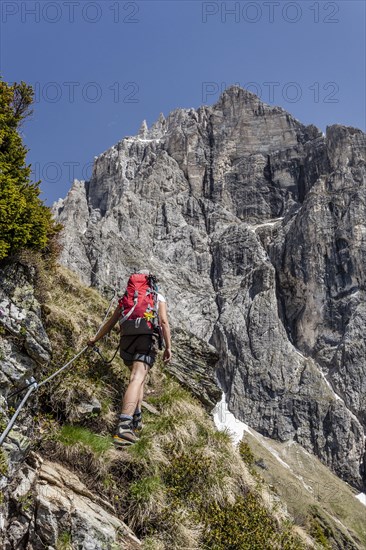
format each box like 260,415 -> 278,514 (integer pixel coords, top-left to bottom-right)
4,429 -> 32,463
1,454 -> 141,549
0,262 -> 53,542
6,518 -> 30,547
167,327 -> 221,410
0,262 -> 51,393
0,263 -> 51,367
0,338 -> 35,387
23,311 -> 51,364
255,459 -> 268,470
141,400 -> 159,415
72,396 -> 102,422
53,86 -> 366,489
0,256 -> 141,548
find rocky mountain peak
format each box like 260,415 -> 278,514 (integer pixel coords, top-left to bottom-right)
137,119 -> 148,138
53,86 -> 366,490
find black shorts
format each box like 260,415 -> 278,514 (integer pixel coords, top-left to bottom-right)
119,333 -> 159,368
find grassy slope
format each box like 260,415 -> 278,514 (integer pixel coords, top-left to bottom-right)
241,431 -> 366,549
28,260 -> 362,549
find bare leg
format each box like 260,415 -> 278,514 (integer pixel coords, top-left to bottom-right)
137,382 -> 144,412
121,361 -> 149,417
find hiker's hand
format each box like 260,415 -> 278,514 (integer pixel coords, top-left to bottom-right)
87,337 -> 97,347
163,348 -> 172,363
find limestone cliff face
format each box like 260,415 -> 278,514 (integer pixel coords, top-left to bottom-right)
53,86 -> 366,489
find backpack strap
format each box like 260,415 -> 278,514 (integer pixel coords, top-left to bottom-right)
119,290 -> 138,326
146,277 -> 160,329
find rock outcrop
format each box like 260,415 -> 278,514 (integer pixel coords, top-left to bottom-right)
3,453 -> 140,550
0,261 -> 140,549
168,328 -> 221,410
0,261 -> 51,499
53,86 -> 366,489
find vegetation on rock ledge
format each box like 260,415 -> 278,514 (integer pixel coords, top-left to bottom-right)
29,263 -> 308,549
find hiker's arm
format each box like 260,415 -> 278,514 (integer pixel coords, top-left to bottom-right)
88,305 -> 121,345
159,301 -> 172,362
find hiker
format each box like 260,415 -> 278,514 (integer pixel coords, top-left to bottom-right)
87,270 -> 171,446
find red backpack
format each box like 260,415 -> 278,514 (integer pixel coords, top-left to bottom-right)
118,273 -> 159,336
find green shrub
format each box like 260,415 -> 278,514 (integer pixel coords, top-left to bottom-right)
201,493 -> 304,550
239,439 -> 256,467
0,77 -> 61,261
19,491 -> 33,511
308,506 -> 333,549
162,445 -> 304,549
164,448 -> 212,505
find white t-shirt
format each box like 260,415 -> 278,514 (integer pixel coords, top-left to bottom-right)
157,293 -> 166,304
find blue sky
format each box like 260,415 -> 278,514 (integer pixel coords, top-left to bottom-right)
1,0 -> 365,205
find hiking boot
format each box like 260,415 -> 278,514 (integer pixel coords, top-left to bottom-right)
132,411 -> 143,433
113,415 -> 139,447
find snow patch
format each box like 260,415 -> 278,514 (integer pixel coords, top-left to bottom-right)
214,392 -> 366,503
318,370 -> 341,401
212,392 -> 249,445
212,393 -> 291,471
124,137 -> 161,143
355,492 -> 366,507
251,217 -> 284,230
294,348 -> 307,359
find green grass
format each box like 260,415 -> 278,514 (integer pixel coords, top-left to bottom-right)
240,429 -> 366,548
141,536 -> 165,550
130,475 -> 163,504
128,435 -> 153,458
148,376 -> 194,408
309,508 -> 333,550
56,531 -> 72,550
0,448 -> 8,476
57,425 -> 112,454
36,263 -> 325,548
43,368 -> 310,549
126,474 -> 166,533
0,412 -> 7,435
